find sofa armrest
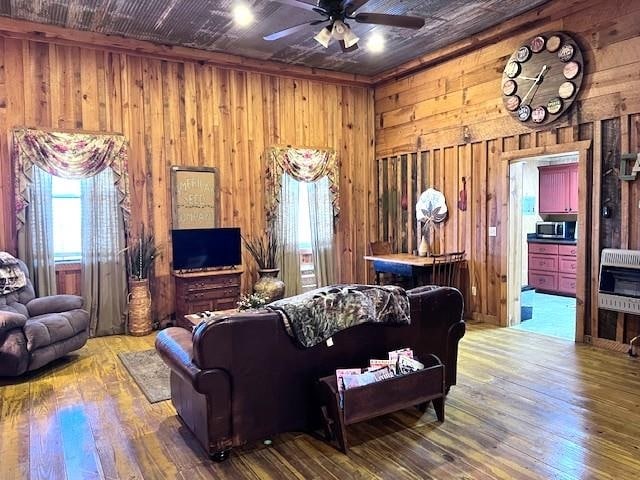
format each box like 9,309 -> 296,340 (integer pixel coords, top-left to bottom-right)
407,286 -> 465,390
0,310 -> 27,333
26,295 -> 84,317
155,327 -> 231,394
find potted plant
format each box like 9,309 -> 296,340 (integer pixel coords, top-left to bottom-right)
237,292 -> 269,311
243,228 -> 285,301
125,228 -> 159,336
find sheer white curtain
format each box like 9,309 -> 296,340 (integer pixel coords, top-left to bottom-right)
81,169 -> 128,336
17,167 -> 56,296
277,173 -> 302,296
307,176 -> 336,287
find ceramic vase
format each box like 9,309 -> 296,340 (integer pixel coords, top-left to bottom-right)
418,236 -> 429,257
254,268 -> 286,302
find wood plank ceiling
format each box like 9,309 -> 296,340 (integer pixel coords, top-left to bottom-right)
0,0 -> 551,76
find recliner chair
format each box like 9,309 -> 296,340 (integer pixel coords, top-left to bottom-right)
0,258 -> 89,376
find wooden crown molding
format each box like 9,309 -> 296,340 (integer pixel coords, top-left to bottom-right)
0,16 -> 374,88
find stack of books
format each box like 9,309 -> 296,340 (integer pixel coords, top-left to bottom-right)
335,348 -> 425,405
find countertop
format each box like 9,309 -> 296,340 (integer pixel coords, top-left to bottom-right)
527,234 -> 577,245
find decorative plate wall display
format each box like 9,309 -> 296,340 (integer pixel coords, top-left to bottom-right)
501,31 -> 584,127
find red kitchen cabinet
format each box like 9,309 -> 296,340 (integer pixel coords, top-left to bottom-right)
528,241 -> 576,296
538,163 -> 579,214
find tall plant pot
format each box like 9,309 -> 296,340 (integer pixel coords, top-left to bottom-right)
128,278 -> 153,336
254,268 -> 286,302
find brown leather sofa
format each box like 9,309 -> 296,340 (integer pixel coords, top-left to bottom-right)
156,285 -> 465,460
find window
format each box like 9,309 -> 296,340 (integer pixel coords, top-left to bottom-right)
298,182 -> 316,291
51,176 -> 82,261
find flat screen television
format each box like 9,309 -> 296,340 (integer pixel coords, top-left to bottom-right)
171,228 -> 241,270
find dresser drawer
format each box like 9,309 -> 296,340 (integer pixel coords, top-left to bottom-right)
528,243 -> 559,255
558,274 -> 577,295
214,298 -> 239,310
529,254 -> 558,272
558,244 -> 577,257
185,286 -> 240,301
558,256 -> 577,274
185,276 -> 240,292
528,271 -> 558,291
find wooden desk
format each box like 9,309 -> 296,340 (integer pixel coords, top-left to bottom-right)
363,253 -> 457,267
364,253 -> 465,287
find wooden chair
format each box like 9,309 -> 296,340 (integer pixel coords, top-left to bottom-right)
369,241 -> 393,285
430,251 -> 465,289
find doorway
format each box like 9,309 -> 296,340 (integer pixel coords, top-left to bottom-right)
501,141 -> 592,343
508,154 -> 578,340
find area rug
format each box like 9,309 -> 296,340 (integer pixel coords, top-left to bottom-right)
118,349 -> 171,403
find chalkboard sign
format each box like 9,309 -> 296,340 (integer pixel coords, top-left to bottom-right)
171,166 -> 219,229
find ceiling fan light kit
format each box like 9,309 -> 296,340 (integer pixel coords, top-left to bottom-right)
265,0 -> 425,53
314,26 -> 332,47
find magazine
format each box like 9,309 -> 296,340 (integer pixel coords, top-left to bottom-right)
336,368 -> 362,392
334,348 -> 425,408
341,366 -> 395,390
397,355 -> 425,374
369,358 -> 395,374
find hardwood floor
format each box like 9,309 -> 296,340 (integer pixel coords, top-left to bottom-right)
1,323 -> 639,479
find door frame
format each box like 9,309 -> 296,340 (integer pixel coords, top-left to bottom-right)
499,140 -> 592,342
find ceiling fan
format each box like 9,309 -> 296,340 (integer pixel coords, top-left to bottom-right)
264,0 -> 425,52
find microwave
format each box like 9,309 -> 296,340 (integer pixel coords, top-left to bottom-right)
536,221 -> 576,239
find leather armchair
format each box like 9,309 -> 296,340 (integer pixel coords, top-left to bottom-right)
0,259 -> 90,376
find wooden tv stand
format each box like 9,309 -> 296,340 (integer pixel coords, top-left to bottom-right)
173,268 -> 243,327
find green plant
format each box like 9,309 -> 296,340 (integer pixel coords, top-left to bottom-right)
126,227 -> 159,281
243,228 -> 278,270
237,292 -> 269,311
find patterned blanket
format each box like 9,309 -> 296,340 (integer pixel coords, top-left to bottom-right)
0,252 -> 27,295
267,284 -> 410,348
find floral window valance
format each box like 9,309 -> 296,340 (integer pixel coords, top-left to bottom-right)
12,128 -> 130,231
265,146 -> 339,223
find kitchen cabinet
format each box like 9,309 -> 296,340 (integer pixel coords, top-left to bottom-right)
538,163 -> 579,214
528,242 -> 576,295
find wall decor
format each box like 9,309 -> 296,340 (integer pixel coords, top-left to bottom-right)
171,166 -> 219,229
416,188 -> 448,256
501,31 -> 584,127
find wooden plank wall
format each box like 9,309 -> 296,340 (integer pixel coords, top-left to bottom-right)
0,38 -> 374,325
374,151 -> 430,255
374,0 -> 640,344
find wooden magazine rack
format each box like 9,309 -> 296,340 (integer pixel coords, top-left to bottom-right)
317,354 -> 446,453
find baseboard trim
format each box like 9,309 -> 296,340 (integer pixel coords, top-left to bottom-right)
583,335 -> 631,354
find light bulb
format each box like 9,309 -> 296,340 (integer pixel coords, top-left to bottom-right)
233,4 -> 254,27
367,32 -> 385,53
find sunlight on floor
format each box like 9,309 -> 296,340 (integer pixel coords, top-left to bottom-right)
512,290 -> 576,341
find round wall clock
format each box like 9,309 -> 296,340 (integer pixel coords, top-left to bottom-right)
501,32 -> 584,127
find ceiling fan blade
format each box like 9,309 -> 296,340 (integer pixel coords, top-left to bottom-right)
339,40 -> 359,53
354,12 -> 425,29
263,22 -> 316,41
271,0 -> 323,13
344,0 -> 371,15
